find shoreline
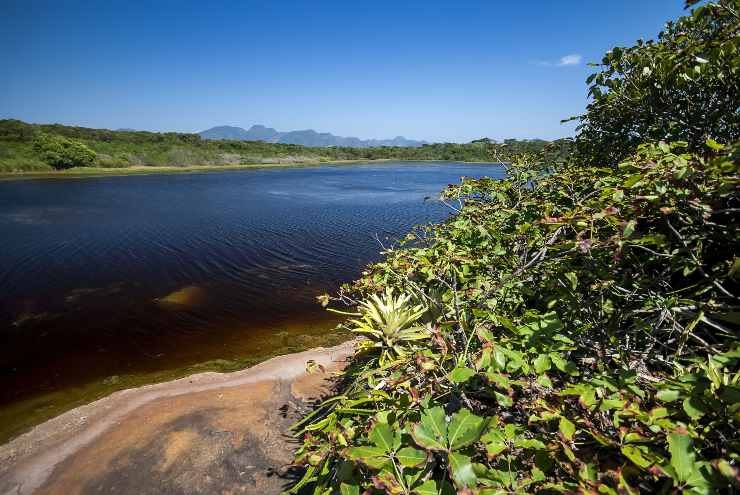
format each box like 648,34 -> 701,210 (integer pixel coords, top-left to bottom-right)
0,316 -> 348,446
0,159 -> 501,181
0,340 -> 356,495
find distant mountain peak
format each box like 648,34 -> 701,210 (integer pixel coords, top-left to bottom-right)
199,124 -> 427,148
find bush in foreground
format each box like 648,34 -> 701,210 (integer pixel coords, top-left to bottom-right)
292,139 -> 738,495
290,1 -> 739,493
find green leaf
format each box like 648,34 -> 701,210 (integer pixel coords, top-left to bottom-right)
549,352 -> 579,376
599,398 -> 627,411
621,445 -> 654,469
412,479 -> 438,495
623,220 -> 637,238
375,409 -> 395,423
289,464 -> 316,494
396,447 -> 428,468
579,462 -> 598,482
491,347 -> 507,370
494,391 -> 513,408
705,138 -> 724,151
486,371 -> 510,389
624,432 -> 649,444
503,423 -> 519,440
340,482 -> 360,495
411,406 -> 447,451
714,459 -> 739,481
656,389 -> 681,402
447,409 -> 488,450
682,396 -> 706,419
564,272 -> 578,290
514,437 -> 547,450
448,452 -> 477,489
370,422 -> 399,453
481,428 -> 507,458
476,348 -> 492,368
372,469 -> 403,493
536,374 -> 553,388
533,354 -> 551,374
685,462 -> 713,491
623,173 -> 643,188
404,468 -> 424,490
504,351 -> 525,372
559,417 -> 576,441
345,446 -> 388,469
449,366 -> 476,384
668,432 -> 696,483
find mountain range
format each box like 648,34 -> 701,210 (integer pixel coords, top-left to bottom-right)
199,125 -> 427,148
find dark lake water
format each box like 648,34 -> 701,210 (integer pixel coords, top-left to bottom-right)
0,161 -> 503,439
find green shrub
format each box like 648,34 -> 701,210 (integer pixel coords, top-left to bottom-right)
32,133 -> 97,169
291,1 -> 740,493
570,0 -> 740,166
292,139 -> 739,495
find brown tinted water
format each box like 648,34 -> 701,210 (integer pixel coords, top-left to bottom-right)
0,161 -> 503,442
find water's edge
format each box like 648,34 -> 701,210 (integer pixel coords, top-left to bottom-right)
0,339 -> 356,495
0,321 -> 349,445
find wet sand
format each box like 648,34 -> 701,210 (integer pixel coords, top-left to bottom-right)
0,341 -> 355,495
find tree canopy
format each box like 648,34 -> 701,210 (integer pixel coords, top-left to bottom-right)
571,0 -> 739,166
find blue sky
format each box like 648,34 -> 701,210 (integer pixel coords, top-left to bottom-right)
1,1 -> 688,142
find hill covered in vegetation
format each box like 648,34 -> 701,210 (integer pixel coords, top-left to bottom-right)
291,1 -> 739,494
0,119 -> 562,173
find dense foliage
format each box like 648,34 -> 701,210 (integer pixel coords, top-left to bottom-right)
31,133 -> 97,169
294,140 -> 738,494
291,2 -> 739,494
0,119 -> 557,173
571,0 -> 740,166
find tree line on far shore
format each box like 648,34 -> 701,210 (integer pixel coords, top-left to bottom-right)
0,119 -> 568,173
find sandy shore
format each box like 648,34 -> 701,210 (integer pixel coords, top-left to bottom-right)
0,341 -> 355,495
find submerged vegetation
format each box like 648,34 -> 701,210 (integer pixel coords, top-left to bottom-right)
0,119 -> 561,174
291,2 -> 739,494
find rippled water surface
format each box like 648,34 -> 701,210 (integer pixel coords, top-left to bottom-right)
0,161 -> 503,438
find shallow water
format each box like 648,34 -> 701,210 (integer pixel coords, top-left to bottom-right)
0,161 -> 503,440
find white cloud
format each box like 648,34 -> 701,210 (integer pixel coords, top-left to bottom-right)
533,53 -> 583,67
558,54 -> 582,66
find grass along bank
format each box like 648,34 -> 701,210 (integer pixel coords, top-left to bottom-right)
0,159 -> 503,181
0,160 -> 392,181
